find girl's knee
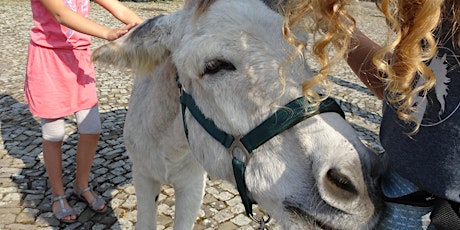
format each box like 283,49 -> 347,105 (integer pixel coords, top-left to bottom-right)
75,106 -> 102,134
41,118 -> 65,142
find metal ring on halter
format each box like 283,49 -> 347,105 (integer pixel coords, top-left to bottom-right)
250,214 -> 271,229
228,135 -> 251,165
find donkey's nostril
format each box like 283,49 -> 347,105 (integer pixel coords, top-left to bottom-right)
325,168 -> 358,198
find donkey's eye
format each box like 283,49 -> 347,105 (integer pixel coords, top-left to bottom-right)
203,59 -> 236,75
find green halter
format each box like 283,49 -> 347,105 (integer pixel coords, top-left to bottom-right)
179,86 -> 345,225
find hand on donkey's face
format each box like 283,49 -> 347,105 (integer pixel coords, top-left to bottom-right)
106,22 -> 140,41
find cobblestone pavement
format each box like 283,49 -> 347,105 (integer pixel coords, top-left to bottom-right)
0,1 -> 387,229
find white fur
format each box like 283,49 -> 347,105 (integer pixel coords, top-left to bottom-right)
92,0 -> 383,229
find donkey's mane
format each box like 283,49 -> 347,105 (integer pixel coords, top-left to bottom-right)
184,0 -> 217,16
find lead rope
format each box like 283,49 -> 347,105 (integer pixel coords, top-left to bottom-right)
232,154 -> 271,227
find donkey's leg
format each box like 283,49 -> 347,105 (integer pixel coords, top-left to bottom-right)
133,171 -> 162,229
172,169 -> 207,230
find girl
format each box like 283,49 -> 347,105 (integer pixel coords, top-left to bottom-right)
25,0 -> 142,223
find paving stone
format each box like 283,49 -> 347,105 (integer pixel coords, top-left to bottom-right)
0,213 -> 16,224
0,207 -> 22,214
231,214 -> 252,227
3,224 -> 36,230
16,212 -> 37,224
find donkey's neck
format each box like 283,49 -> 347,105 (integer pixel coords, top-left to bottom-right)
129,58 -> 183,141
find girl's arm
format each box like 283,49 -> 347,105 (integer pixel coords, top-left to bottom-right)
40,0 -> 142,41
94,0 -> 143,25
346,28 -> 387,99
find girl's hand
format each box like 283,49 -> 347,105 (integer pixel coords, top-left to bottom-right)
106,22 -> 139,41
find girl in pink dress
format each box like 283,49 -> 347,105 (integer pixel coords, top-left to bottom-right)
25,0 -> 142,223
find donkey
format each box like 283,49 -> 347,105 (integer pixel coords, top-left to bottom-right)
92,0 -> 384,229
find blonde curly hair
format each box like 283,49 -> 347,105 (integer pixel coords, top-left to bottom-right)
284,0 -> 459,131
282,0 -> 356,103
374,0 -> 442,130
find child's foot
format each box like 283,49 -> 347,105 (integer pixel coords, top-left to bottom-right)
73,186 -> 107,213
51,195 -> 77,223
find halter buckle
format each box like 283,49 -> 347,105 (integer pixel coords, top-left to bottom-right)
228,135 -> 251,166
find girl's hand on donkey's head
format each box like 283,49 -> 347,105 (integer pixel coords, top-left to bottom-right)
107,22 -> 139,41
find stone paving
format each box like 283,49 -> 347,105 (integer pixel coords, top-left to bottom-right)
0,1 -> 387,229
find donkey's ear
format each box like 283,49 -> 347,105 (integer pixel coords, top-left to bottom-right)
92,14 -> 175,72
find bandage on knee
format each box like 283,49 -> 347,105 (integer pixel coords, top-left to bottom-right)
41,118 -> 65,142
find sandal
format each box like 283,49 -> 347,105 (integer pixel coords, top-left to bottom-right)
73,186 -> 107,213
51,195 -> 77,223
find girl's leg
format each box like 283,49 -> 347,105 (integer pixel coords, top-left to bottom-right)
75,133 -> 99,188
73,105 -> 104,211
41,118 -> 76,222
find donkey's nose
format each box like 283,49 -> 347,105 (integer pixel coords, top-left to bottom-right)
318,166 -> 375,218
323,168 -> 359,201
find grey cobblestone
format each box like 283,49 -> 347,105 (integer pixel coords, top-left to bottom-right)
0,0 -> 386,229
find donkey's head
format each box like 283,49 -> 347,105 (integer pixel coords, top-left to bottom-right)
92,0 -> 383,228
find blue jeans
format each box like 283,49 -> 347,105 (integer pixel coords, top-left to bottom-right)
377,169 -> 434,229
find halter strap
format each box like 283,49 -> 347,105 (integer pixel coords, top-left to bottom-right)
179,83 -> 345,221
180,91 -> 344,152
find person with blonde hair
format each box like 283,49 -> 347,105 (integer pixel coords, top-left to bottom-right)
281,0 -> 459,228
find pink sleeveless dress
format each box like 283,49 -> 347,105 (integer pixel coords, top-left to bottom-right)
25,0 -> 98,119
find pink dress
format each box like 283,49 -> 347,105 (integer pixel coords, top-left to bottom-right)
25,0 -> 98,119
